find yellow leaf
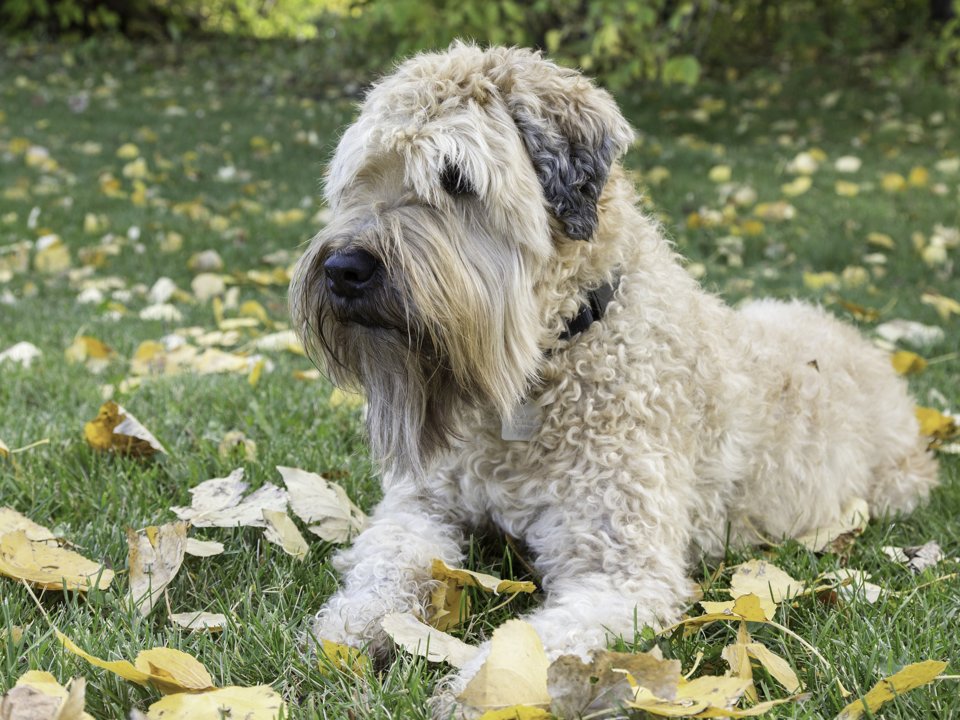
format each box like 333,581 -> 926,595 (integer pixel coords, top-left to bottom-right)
429,577 -> 470,630
381,612 -> 479,668
836,660 -> 947,720
803,271 -> 839,291
329,387 -> 365,410
730,560 -> 805,604
0,507 -> 58,543
881,173 -> 906,192
65,336 -> 116,373
630,675 -> 752,716
2,671 -> 94,720
781,176 -> 812,197
745,643 -> 802,692
34,235 -> 71,274
920,291 -> 960,321
184,538 -> 224,557
698,593 -> 777,623
58,631 -> 214,694
915,407 -> 957,440
84,401 -> 167,457
145,685 -> 285,720
0,531 -> 113,591
431,559 -> 537,596
248,358 -> 266,387
0,438 -> 7,458
171,468 -> 287,529
318,639 -> 370,676
479,707 -> 553,720
908,166 -> 929,187
116,143 -> 139,159
866,232 -> 895,249
708,165 -> 731,183
835,180 -> 860,197
891,351 -> 928,375
239,300 -> 270,324
127,522 -> 188,616
262,509 -> 309,560
459,620 -> 551,709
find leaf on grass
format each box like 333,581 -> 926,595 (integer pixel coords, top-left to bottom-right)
730,560 -> 806,604
171,469 -> 287,528
818,570 -> 883,604
920,292 -> 960,321
184,538 -> 224,557
629,675 -> 752,716
881,541 -> 944,574
381,612 -> 479,669
835,660 -> 947,720
891,350 -> 928,375
317,639 -> 370,676
795,497 -> 869,553
261,509 -> 308,560
875,320 -> 945,347
431,559 -> 537,596
84,402 -> 166,457
0,438 -> 7,458
548,650 -> 682,718
694,593 -> 776,624
0,508 -> 58,543
145,685 -> 285,720
127,522 -> 188,616
915,407 -> 958,440
328,387 -> 365,410
458,620 -> 550,710
0,531 -> 113,591
217,431 -> 257,462
58,631 -> 214,694
65,336 -> 116,374
169,612 -> 227,633
276,466 -> 365,543
478,707 -> 552,720
0,671 -> 93,720
0,341 -> 42,368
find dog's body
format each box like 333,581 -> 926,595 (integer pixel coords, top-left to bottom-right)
291,43 -> 937,701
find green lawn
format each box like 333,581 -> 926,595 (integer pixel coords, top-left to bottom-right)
1,40 -> 958,719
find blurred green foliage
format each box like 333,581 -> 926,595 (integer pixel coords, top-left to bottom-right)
2,0 -> 959,85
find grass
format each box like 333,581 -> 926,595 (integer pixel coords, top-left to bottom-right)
1,38 -> 958,719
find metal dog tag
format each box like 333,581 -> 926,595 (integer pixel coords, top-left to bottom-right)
501,400 -> 542,441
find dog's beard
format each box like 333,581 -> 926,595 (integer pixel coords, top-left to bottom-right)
291,207 -> 544,478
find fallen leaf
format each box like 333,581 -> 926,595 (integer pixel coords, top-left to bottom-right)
548,650 -> 682,718
458,620 -> 551,709
0,531 -> 113,591
835,156 -> 862,173
276,466 -> 365,542
629,675 -> 752,716
836,660 -> 947,720
781,176 -> 812,197
84,402 -> 167,457
145,685 -> 285,720
694,593 -> 776,624
171,469 -> 288,528
184,538 -> 224,557
429,578 -> 470,631
218,431 -> 257,462
317,639 -> 371,676
0,439 -> 7,458
0,508 -> 58,543
730,560 -> 806,604
818,569 -> 884,604
915,407 -> 958,440
835,180 -> 860,197
127,522 -> 188,616
921,291 -> 960,321
58,632 -> 214,693
169,612 -> 227,633
795,497 -> 869,553
875,320 -> 945,347
882,541 -> 944,573
262,509 -> 309,560
65,336 -> 116,373
0,341 -> 42,368
381,612 -> 479,669
891,350 -> 928,375
478,708 -> 552,720
431,559 -> 537,596
328,387 -> 365,410
34,234 -> 71,273
881,173 -> 906,192
0,671 -> 93,720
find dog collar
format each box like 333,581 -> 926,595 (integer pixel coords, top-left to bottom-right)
559,275 -> 620,341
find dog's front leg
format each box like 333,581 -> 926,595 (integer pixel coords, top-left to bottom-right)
312,481 -> 464,653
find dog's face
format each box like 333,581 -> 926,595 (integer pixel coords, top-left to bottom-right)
290,44 -> 633,477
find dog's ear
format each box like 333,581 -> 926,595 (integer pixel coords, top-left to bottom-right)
501,57 -> 634,241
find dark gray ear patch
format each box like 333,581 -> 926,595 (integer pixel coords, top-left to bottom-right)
515,116 -> 616,241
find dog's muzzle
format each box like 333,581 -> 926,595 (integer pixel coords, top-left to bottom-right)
324,248 -> 381,299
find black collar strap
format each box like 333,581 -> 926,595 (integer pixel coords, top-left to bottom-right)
558,275 -> 620,341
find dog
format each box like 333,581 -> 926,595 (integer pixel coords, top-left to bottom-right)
290,42 -> 938,708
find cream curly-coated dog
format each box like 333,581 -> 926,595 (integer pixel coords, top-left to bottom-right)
290,43 -> 938,703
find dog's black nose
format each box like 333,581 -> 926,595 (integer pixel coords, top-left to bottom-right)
324,249 -> 380,299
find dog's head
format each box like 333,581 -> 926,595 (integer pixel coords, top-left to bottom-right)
290,44 -> 633,477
